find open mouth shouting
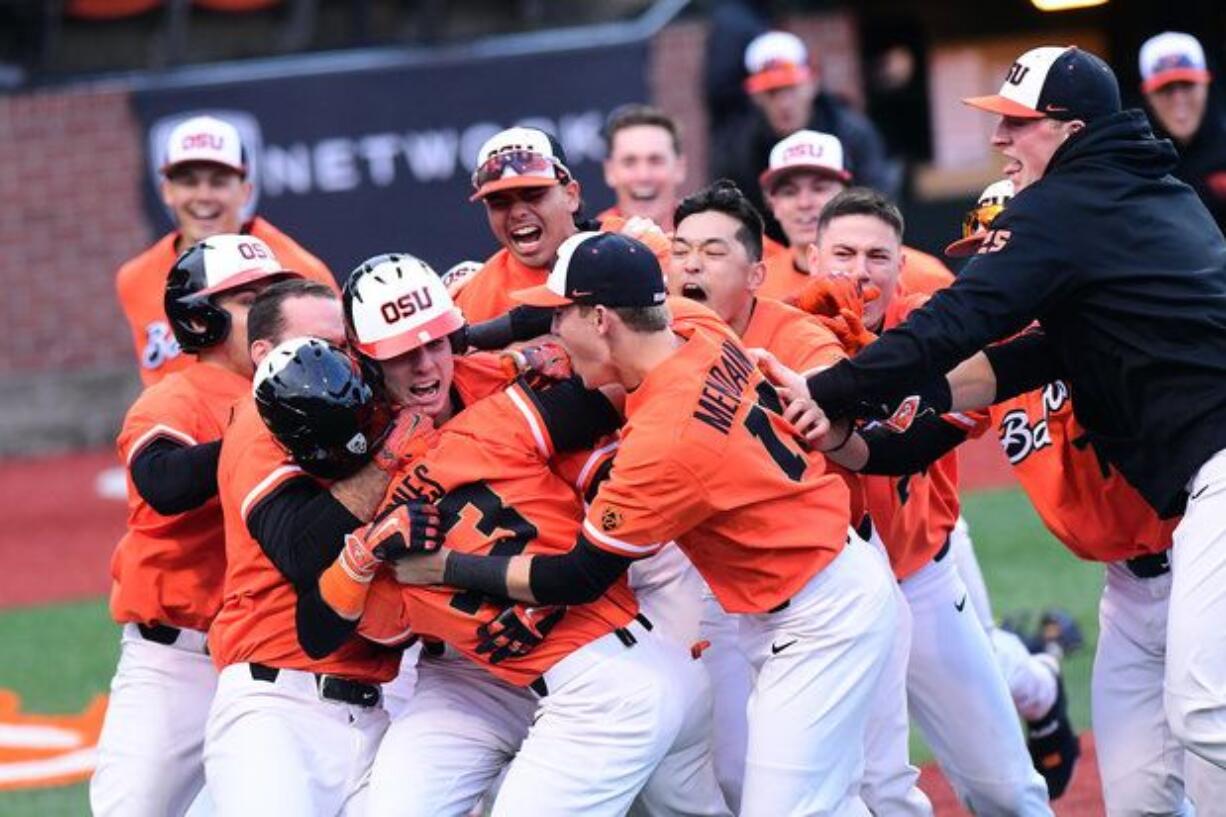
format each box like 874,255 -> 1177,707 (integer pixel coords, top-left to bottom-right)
680,282 -> 707,301
509,223 -> 544,255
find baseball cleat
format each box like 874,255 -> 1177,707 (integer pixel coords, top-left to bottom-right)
1025,666 -> 1080,799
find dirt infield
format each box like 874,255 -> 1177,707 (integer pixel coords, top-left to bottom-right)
919,733 -> 1103,815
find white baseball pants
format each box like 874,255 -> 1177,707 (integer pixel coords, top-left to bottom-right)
203,663 -> 388,817
1167,447 -> 1226,770
902,554 -> 1053,816
630,541 -> 706,648
90,623 -> 215,817
490,620 -> 729,817
737,538 -> 897,817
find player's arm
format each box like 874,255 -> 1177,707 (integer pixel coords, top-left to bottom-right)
805,208 -> 1069,418
460,306 -> 555,351
821,414 -> 970,475
128,437 -> 222,515
246,465 -> 384,589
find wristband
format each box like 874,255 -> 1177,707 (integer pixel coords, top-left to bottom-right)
443,551 -> 513,597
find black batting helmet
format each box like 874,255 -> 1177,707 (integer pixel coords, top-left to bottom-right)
165,234 -> 298,353
253,337 -> 394,480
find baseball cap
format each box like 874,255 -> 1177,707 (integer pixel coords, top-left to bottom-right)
510,232 -> 667,309
945,179 -> 1014,258
964,46 -> 1121,122
744,31 -> 813,94
162,115 -> 246,176
190,234 -> 297,297
1139,32 -> 1211,93
759,130 -> 851,191
470,126 -> 572,202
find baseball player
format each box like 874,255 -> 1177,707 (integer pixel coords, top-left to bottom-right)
203,281 -> 423,816
456,126 -> 670,325
599,104 -> 687,232
755,129 -> 953,303
116,114 -> 337,387
802,45 -> 1226,772
799,188 -> 1054,813
937,180 -> 1222,814
394,231 -> 899,817
288,353 -> 729,817
91,235 -> 301,817
666,179 -> 929,816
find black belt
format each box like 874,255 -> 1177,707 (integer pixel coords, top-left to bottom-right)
137,623 -> 181,645
249,662 -> 382,708
1124,551 -> 1171,579
529,617 -> 649,698
933,535 -> 952,563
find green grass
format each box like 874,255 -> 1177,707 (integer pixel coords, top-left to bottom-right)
0,487 -> 1106,810
908,487 -> 1103,764
0,597 -> 118,817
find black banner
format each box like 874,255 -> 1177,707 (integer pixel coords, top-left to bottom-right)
131,41 -> 648,279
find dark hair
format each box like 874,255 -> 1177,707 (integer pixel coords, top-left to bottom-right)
604,104 -> 683,156
817,187 -> 905,241
578,304 -> 672,333
673,179 -> 765,261
247,279 -> 337,347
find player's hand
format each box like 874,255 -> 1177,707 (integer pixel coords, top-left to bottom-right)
391,547 -> 450,586
475,604 -> 566,664
499,342 -> 573,387
781,392 -> 829,446
340,501 -> 441,581
618,216 -> 671,255
372,411 -> 431,474
793,277 -> 880,318
750,348 -> 809,405
817,309 -> 878,355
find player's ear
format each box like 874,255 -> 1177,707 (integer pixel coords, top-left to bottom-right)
747,259 -> 766,292
239,178 -> 254,205
159,177 -> 174,208
805,240 -> 821,272
249,337 -> 275,368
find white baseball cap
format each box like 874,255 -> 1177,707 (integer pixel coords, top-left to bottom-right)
944,179 -> 1015,258
964,45 -> 1121,122
759,129 -> 851,191
343,253 -> 464,360
470,126 -> 572,201
743,31 -> 813,94
1139,32 -> 1211,94
161,115 -> 246,176
191,234 -> 295,297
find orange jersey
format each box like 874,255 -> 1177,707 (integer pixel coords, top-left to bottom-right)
358,383 -> 637,686
742,296 -> 845,372
584,326 -> 850,614
110,363 -> 249,632
209,397 -> 400,682
989,382 -> 1177,562
116,217 -> 338,387
860,290 -> 971,580
758,240 -> 954,304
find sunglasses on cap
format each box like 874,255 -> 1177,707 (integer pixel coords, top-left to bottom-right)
471,150 -> 571,193
961,202 -> 1005,239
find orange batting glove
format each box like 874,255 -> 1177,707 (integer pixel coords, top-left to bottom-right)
500,342 -> 573,387
794,277 -> 881,319
818,308 -> 878,355
372,411 -> 431,474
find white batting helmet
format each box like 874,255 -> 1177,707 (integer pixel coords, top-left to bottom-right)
342,253 -> 464,361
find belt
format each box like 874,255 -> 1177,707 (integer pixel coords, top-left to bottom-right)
932,535 -> 952,563
1124,551 -> 1171,580
138,623 -> 181,645
248,662 -> 382,708
133,622 -> 209,655
530,616 -> 652,698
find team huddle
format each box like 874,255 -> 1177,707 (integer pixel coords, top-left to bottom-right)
90,32 -> 1226,817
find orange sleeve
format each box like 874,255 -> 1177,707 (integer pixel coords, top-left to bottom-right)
583,444 -> 707,559
781,317 -> 846,372
116,382 -> 200,465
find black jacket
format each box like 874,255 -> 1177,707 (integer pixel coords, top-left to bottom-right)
807,110 -> 1226,516
712,91 -> 900,239
1150,99 -> 1226,236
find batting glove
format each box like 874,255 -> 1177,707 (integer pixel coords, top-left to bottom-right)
817,308 -> 878,355
499,343 -> 573,388
340,502 -> 443,583
475,604 -> 566,664
793,277 -> 880,319
372,411 -> 432,475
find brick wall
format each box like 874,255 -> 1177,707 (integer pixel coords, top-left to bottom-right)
0,86 -> 149,375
